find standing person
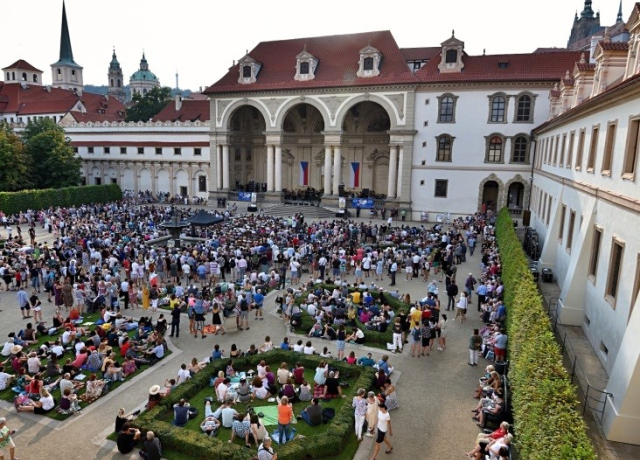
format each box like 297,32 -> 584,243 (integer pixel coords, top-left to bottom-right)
0,417 -> 18,460
389,260 -> 397,287
336,325 -> 346,360
409,321 -> 421,358
437,314 -> 448,351
170,302 -> 181,338
446,280 -> 458,311
476,282 -> 488,312
17,286 -> 30,319
455,292 -> 468,323
276,396 -> 293,445
120,278 -> 130,310
352,388 -> 368,441
370,403 -> 393,459
193,297 -> 206,339
464,273 -> 477,305
390,317 -> 403,354
469,328 -> 482,366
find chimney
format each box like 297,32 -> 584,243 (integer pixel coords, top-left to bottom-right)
589,34 -> 603,64
175,94 -> 182,111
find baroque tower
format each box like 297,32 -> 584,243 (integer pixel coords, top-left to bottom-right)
568,1 -> 603,48
108,48 -> 126,103
51,1 -> 84,93
129,52 -> 160,97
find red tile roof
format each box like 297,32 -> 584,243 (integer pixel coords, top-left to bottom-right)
399,47 -> 440,61
533,47 -> 569,53
415,51 -> 582,83
576,62 -> 596,71
153,100 -> 210,122
2,59 -> 42,72
599,41 -> 629,51
204,30 -> 418,94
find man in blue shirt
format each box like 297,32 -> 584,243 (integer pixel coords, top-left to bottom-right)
357,353 -> 375,367
17,287 -> 30,319
476,283 -> 488,312
253,289 -> 265,320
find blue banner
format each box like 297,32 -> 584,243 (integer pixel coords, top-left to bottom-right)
351,198 -> 375,209
238,192 -> 252,202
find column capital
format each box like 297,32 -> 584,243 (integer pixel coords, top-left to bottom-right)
264,132 -> 284,145
212,132 -> 231,145
322,131 -> 343,145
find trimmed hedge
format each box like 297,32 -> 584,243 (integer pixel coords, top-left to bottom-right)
133,350 -> 375,460
495,208 -> 596,460
0,184 -> 122,215
296,284 -> 411,345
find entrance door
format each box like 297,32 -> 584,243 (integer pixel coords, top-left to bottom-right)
507,183 -> 524,208
180,186 -> 188,196
482,181 -> 499,211
95,177 -> 102,186
111,178 -> 118,184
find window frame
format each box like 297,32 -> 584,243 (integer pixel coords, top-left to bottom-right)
88,147 -> 94,154
137,147 -> 144,155
363,57 -> 374,71
198,176 -> 207,192
559,133 -> 567,167
586,124 -> 600,173
623,115 -> 640,180
630,253 -> 640,324
488,93 -> 509,124
194,148 -> 202,156
299,61 -> 310,75
445,49 -> 457,64
511,134 -> 530,163
567,130 -> 575,169
588,226 -> 603,282
120,147 -> 126,154
174,147 -> 182,156
104,147 -> 110,154
242,65 -> 252,78
601,120 -> 617,177
567,210 -> 576,253
546,194 -> 552,226
435,134 -> 454,162
485,134 -> 505,163
513,92 -> 535,123
558,204 -> 566,243
575,128 -> 586,170
155,147 -> 162,155
434,179 -> 448,198
437,93 -> 458,123
605,237 -> 625,308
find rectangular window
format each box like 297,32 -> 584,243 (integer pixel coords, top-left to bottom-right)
120,147 -> 126,154
198,176 -> 207,192
606,239 -> 624,306
567,131 -> 575,168
558,205 -> 566,243
155,147 -> 162,155
434,179 -> 448,198
194,148 -> 202,156
553,135 -> 560,165
623,116 -> 640,178
601,121 -> 616,176
567,210 -> 576,252
589,227 -> 602,279
586,125 -> 599,172
88,147 -> 94,154
546,195 -> 552,226
576,129 -> 586,170
137,147 -> 144,154
73,147 -> 78,154
104,147 -> 110,154
559,134 -> 566,167
631,253 -> 640,324
174,147 -> 182,155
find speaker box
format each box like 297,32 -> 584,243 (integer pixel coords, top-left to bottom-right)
522,210 -> 531,226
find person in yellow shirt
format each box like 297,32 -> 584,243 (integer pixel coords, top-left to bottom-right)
142,285 -> 150,311
410,306 -> 422,329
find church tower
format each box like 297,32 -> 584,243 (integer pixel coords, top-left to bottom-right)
568,1 -> 603,48
107,48 -> 126,103
51,1 -> 84,93
129,52 -> 160,97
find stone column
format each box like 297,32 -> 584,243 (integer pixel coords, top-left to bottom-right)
332,146 -> 341,195
324,146 -> 332,195
275,145 -> 283,192
222,144 -> 230,190
266,144 -> 275,192
215,145 -> 222,191
388,145 -> 398,199
396,145 -> 404,198
187,163 -> 194,197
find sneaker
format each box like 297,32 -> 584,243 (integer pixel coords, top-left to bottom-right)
132,410 -> 141,416
437,347 -> 443,351
365,432 -> 374,437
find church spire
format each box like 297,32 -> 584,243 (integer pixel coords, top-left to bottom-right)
580,0 -> 595,19
110,47 -> 121,70
57,1 -> 78,66
617,0 -> 623,22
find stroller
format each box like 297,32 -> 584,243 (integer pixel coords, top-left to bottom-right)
85,294 -> 106,313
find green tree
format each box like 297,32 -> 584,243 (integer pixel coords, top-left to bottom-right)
21,119 -> 82,189
0,123 -> 31,191
125,86 -> 172,122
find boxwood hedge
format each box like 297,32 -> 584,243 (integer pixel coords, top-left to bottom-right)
0,183 -> 122,215
495,208 -> 596,460
132,350 -> 375,460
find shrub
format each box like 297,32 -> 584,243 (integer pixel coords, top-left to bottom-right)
495,208 -> 596,460
133,350 -> 375,460
0,184 -> 122,216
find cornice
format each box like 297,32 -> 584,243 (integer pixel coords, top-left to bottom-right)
208,84 -> 417,99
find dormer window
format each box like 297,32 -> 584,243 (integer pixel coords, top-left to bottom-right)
294,47 -> 318,81
445,50 -> 457,64
438,31 -> 465,74
237,55 -> 262,84
357,44 -> 382,78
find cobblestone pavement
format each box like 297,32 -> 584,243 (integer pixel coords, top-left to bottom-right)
0,214 -> 490,460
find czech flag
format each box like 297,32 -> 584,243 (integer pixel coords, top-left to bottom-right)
350,162 -> 360,188
300,161 -> 309,186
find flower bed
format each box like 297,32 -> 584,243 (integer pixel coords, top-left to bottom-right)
132,350 -> 375,460
495,208 -> 596,460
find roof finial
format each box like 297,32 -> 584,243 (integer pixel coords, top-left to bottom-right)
246,49 -> 248,55
565,70 -> 571,79
617,0 -> 623,22
579,52 -> 586,64
451,29 -> 455,38
483,48 -> 486,56
303,43 -> 307,52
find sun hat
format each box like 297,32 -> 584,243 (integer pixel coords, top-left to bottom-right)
149,385 -> 161,395
10,345 -> 23,354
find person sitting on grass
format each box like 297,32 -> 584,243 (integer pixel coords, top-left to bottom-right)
346,327 -> 365,344
229,413 -> 252,448
299,397 -> 323,426
82,374 -> 106,400
58,387 -> 81,415
116,423 -> 141,455
17,387 -> 55,414
250,413 -> 268,445
251,377 -> 271,400
322,371 -> 345,398
220,400 -> 238,428
200,415 -> 220,436
173,398 -> 190,427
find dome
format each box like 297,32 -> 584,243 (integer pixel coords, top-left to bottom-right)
130,69 -> 159,82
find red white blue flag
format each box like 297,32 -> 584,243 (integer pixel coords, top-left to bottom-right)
350,162 -> 360,188
300,161 -> 309,186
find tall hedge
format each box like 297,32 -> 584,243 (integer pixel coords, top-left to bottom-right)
495,208 -> 596,460
0,184 -> 122,215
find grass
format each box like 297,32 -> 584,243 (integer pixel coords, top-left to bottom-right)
1,312 -> 171,420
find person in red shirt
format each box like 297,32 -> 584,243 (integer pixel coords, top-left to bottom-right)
465,421 -> 509,458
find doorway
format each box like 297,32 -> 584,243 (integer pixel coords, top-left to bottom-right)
482,181 -> 499,212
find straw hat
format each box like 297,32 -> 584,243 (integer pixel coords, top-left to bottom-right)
10,345 -> 22,354
149,385 -> 161,395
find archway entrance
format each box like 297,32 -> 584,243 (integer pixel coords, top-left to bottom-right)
228,106 -> 266,191
482,181 -> 499,212
342,101 -> 390,197
507,182 -> 525,209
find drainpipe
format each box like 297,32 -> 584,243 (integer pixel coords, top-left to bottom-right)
528,137 -> 537,211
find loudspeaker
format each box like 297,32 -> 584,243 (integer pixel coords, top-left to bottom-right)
522,210 -> 531,227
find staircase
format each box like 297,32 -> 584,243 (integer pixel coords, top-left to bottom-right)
262,204 -> 338,219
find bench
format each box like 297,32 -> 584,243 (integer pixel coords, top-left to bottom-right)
481,375 -> 509,429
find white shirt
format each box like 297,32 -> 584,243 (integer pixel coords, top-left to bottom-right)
303,346 -> 315,355
293,343 -> 304,352
40,394 -> 55,411
377,410 -> 390,432
177,368 -> 191,385
0,371 -> 12,390
1,341 -> 13,357
216,382 -> 228,401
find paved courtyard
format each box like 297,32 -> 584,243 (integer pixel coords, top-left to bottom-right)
0,210 -> 491,460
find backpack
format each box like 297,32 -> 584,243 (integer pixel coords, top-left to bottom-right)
322,408 -> 336,424
240,299 -> 248,311
412,327 -> 421,341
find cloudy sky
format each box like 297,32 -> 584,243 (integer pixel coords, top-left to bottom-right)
2,0 -> 623,92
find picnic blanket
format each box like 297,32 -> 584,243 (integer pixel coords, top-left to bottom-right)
251,405 -> 279,426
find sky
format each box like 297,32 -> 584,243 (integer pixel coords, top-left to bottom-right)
1,0 -> 624,92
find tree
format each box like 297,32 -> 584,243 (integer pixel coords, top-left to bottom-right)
21,119 -> 82,189
0,123 -> 31,191
125,86 -> 172,122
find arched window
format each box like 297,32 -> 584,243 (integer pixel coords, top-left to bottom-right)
117,79 -> 121,87
438,95 -> 456,123
6,72 -> 9,81
515,94 -> 532,122
436,135 -> 453,162
21,72 -> 27,81
490,96 -> 506,122
486,136 -> 504,162
33,74 -> 38,83
512,136 -> 529,163
445,49 -> 457,63
242,65 -> 252,78
299,62 -> 310,75
363,57 -> 374,71
11,72 -> 15,80
111,79 -> 114,87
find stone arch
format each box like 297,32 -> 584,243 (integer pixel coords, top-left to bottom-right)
122,167 -> 135,191
334,94 -> 400,131
138,167 -> 152,192
220,99 -> 270,131
504,174 -> 530,210
275,97 -> 330,132
105,167 -> 118,185
156,168 -> 170,194
477,174 -> 505,212
90,166 -> 102,186
174,169 -> 189,195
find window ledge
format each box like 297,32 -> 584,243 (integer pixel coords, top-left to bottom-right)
436,120 -> 455,124
604,294 -> 617,309
487,121 -> 508,124
601,170 -> 611,177
575,166 -> 581,171
513,120 -> 534,124
484,161 -> 505,164
587,274 -> 596,286
586,167 -> 594,174
621,172 -> 636,181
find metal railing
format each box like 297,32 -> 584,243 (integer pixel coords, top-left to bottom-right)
584,384 -> 614,426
